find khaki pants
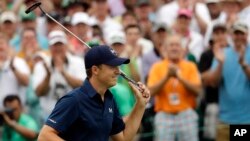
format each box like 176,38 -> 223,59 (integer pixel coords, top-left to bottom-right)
216,122 -> 229,141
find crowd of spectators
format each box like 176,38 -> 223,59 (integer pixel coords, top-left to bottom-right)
1,0 -> 250,141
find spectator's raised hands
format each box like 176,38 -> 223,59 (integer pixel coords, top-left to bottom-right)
53,55 -> 64,73
167,64 -> 179,78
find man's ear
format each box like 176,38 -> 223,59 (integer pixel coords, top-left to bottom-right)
92,65 -> 100,76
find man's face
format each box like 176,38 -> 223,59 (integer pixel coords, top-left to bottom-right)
164,36 -> 183,60
136,4 -> 151,20
122,15 -> 137,28
111,43 -> 125,56
50,42 -> 66,58
94,0 -> 109,16
232,30 -> 248,47
152,29 -> 167,49
126,27 -> 141,44
94,64 -> 120,88
74,23 -> 88,37
4,100 -> 22,121
0,21 -> 16,36
22,30 -> 37,48
207,3 -> 221,17
212,28 -> 227,44
177,15 -> 191,28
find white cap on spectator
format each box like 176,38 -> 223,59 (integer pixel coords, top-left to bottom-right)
232,22 -> 248,34
107,31 -> 126,45
205,0 -> 220,3
0,11 -> 17,24
71,12 -> 89,26
48,30 -> 68,46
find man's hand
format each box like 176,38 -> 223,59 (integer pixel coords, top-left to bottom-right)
129,82 -> 150,106
239,45 -> 246,66
213,42 -> 225,63
54,56 -> 64,73
0,112 -> 16,128
168,64 -> 179,78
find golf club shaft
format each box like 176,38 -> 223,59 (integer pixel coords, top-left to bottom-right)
31,3 -> 141,89
44,13 -> 91,49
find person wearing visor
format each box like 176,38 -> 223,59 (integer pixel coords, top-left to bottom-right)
38,45 -> 151,141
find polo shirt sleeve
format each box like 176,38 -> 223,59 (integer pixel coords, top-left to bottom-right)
110,100 -> 125,135
45,94 -> 79,133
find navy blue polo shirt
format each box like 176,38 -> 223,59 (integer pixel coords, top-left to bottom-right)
46,79 -> 125,141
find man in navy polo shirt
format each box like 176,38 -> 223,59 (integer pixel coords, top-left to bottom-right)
38,45 -> 151,141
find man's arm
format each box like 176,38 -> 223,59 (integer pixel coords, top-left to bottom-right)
38,95 -> 79,141
148,75 -> 169,96
178,76 -> 202,96
111,82 -> 150,141
204,43 -> 225,87
38,125 -> 64,141
12,68 -> 29,86
61,70 -> 82,88
10,58 -> 29,86
239,46 -> 250,79
240,63 -> 250,79
35,62 -> 51,96
204,61 -> 223,87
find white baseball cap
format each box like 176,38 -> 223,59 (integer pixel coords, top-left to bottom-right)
0,11 -> 17,24
71,12 -> 89,26
107,31 -> 126,45
48,30 -> 68,46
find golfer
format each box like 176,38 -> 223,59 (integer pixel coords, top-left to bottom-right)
38,45 -> 151,141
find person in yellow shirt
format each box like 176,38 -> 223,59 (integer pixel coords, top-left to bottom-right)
16,27 -> 41,70
147,34 -> 202,141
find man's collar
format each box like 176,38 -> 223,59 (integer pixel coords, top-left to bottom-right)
82,79 -> 113,99
82,79 -> 98,98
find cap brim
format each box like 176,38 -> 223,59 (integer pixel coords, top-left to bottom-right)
233,29 -> 247,33
105,57 -> 130,66
111,41 -> 125,45
49,38 -> 67,46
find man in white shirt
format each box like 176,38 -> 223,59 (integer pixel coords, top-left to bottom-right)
33,30 -> 86,118
0,33 -> 30,109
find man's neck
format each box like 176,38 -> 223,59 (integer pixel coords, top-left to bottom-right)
89,78 -> 107,100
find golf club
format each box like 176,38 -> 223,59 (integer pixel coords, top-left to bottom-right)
25,1 -> 143,92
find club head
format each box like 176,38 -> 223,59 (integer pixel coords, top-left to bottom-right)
25,1 -> 42,14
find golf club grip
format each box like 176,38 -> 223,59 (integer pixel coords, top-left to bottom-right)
25,1 -> 41,14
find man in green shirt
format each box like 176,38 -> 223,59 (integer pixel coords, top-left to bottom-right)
1,95 -> 38,141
